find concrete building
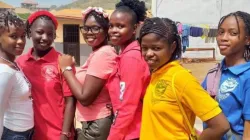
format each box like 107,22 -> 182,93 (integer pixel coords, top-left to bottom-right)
21,0 -> 38,11
151,0 -> 250,60
21,0 -> 49,11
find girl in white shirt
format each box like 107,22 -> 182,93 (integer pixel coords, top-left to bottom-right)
0,11 -> 34,139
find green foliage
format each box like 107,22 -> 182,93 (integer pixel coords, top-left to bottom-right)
17,13 -> 30,20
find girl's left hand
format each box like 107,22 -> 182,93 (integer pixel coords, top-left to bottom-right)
58,54 -> 75,71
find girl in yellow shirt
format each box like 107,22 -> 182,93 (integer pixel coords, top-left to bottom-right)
139,17 -> 230,140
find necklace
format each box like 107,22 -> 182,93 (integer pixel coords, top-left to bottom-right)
0,56 -> 19,70
0,56 -> 33,99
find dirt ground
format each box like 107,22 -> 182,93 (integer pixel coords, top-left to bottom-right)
183,61 -> 218,131
182,61 -> 217,82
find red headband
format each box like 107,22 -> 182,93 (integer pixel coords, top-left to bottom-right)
27,10 -> 58,29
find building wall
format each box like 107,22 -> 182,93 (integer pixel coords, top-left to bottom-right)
0,8 -> 13,13
54,18 -> 91,65
152,0 -> 250,60
54,42 -> 92,66
0,8 -> 7,12
55,18 -> 85,44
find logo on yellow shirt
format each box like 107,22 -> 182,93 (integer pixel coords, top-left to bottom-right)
152,79 -> 169,104
155,79 -> 168,97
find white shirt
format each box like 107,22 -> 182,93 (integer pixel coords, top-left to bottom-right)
0,64 -> 34,136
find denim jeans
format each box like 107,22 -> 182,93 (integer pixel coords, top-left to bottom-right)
1,127 -> 34,140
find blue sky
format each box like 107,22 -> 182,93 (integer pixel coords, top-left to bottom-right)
2,0 -> 72,7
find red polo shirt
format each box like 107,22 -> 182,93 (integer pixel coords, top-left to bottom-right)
16,48 -> 74,140
107,41 -> 150,140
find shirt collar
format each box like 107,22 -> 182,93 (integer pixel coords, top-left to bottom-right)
120,40 -> 140,55
24,47 -> 58,62
152,60 -> 180,76
221,59 -> 250,75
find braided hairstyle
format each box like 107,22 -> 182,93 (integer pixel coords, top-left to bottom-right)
218,11 -> 250,61
0,11 -> 24,34
139,17 -> 182,61
115,0 -> 147,25
83,10 -> 109,34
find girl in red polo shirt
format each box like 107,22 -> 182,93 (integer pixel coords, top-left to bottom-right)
16,11 -> 75,140
107,0 -> 150,139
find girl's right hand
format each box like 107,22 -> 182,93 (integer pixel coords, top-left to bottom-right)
58,54 -> 75,71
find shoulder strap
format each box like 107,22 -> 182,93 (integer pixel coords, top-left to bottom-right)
171,70 -> 197,137
206,63 -> 222,97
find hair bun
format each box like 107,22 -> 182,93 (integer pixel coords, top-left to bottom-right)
116,0 -> 147,23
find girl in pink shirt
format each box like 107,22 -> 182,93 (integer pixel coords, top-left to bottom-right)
107,0 -> 150,139
58,7 -> 117,140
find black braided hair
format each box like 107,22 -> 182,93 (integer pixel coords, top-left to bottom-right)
26,16 -> 55,38
139,17 -> 182,61
83,10 -> 109,34
115,0 -> 147,24
0,11 -> 24,33
218,11 -> 250,61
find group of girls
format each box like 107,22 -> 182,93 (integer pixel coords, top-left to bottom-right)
0,0 -> 249,139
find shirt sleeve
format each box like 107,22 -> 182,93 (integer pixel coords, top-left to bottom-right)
108,57 -> 148,140
86,50 -> 116,79
178,73 -> 221,122
0,72 -> 15,137
243,79 -> 250,120
62,66 -> 76,97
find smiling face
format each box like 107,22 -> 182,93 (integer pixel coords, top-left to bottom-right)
108,11 -> 136,48
82,15 -> 107,48
141,33 -> 176,71
217,15 -> 250,59
30,18 -> 55,51
0,22 -> 26,57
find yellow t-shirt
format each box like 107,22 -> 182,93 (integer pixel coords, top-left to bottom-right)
140,61 -> 221,140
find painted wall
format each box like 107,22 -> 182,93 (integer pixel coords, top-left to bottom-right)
54,42 -> 92,66
55,18 -> 85,44
152,0 -> 250,60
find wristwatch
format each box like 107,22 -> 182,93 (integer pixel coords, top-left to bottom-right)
62,66 -> 72,74
60,131 -> 72,138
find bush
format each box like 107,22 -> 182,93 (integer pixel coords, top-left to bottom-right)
17,13 -> 30,20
